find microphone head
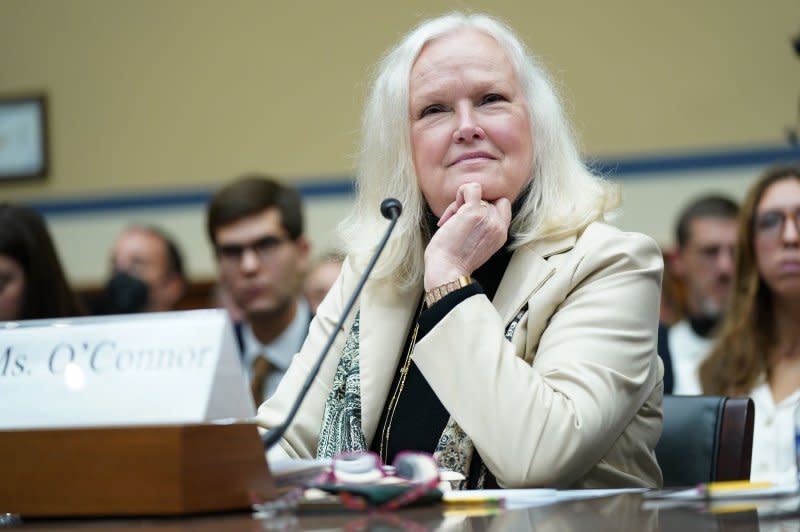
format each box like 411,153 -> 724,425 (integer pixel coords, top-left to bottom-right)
380,198 -> 402,220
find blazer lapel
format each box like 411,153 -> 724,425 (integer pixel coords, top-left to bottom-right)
356,234 -> 575,442
358,278 -> 421,445
493,235 -> 576,324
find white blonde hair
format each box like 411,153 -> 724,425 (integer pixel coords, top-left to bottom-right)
339,12 -> 619,289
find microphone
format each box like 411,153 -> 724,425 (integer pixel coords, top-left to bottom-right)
261,198 -> 403,449
380,198 -> 402,220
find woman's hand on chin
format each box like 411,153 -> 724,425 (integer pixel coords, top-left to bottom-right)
423,183 -> 511,290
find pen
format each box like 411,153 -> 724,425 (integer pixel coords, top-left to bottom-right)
699,480 -> 773,496
443,506 -> 503,518
442,493 -> 505,505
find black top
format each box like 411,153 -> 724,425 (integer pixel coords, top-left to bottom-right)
369,236 -> 513,487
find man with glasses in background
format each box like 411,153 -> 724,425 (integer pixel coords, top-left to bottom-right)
658,194 -> 739,394
206,175 -> 312,406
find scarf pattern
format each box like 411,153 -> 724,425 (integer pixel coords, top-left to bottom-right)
316,312 -> 368,458
316,303 -> 528,489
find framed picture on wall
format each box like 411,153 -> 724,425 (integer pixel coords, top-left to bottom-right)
0,94 -> 48,181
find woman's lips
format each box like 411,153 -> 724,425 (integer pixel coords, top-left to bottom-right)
449,151 -> 496,166
779,260 -> 800,273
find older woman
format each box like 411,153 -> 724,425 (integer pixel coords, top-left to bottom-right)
0,203 -> 84,321
258,13 -> 663,489
700,165 -> 800,483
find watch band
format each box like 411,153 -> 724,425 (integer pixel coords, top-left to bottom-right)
424,275 -> 474,307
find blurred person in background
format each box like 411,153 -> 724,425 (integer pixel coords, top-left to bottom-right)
701,165 -> 800,483
91,225 -> 187,315
0,203 -> 84,321
206,175 -> 312,405
210,281 -> 246,323
304,251 -> 344,314
658,249 -> 685,327
657,195 -> 739,394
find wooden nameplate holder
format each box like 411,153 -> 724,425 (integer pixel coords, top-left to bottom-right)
0,422 -> 276,517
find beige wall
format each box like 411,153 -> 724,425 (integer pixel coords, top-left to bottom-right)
1,0 -> 798,283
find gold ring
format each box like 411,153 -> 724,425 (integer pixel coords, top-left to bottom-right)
480,200 -> 489,208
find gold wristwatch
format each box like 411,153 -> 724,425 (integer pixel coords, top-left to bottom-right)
424,275 -> 474,307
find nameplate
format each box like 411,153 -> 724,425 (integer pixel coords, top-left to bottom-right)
0,309 -> 255,429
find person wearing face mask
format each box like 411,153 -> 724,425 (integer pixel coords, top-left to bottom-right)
0,203 -> 84,322
256,13 -> 664,490
657,195 -> 739,394
701,165 -> 800,483
91,225 -> 187,315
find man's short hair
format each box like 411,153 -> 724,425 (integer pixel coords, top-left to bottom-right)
675,195 -> 740,248
206,174 -> 304,245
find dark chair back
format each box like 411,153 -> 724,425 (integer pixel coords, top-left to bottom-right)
655,395 -> 755,487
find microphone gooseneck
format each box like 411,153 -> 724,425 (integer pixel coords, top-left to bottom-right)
262,198 -> 403,449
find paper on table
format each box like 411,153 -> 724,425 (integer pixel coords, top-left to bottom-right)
555,488 -> 648,500
269,459 -> 466,490
443,488 -> 557,504
270,458 -> 331,476
649,481 -> 799,500
705,481 -> 799,499
269,458 -> 331,487
443,487 -> 647,509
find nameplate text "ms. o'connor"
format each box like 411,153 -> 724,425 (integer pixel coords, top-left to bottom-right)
0,310 -> 254,429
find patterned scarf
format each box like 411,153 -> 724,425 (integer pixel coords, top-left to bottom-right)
315,305 -> 527,489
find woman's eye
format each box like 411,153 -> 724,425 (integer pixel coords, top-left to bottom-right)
756,211 -> 783,230
481,93 -> 505,105
420,104 -> 445,118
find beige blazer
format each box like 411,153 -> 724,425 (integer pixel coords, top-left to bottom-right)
257,221 -> 664,489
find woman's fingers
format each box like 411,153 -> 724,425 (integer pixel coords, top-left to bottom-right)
424,184 -> 514,288
438,200 -> 460,226
439,183 -> 488,226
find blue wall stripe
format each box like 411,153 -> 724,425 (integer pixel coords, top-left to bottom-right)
23,144 -> 800,216
30,179 -> 356,216
588,144 -> 800,176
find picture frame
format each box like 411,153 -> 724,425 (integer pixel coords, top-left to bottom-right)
0,94 -> 49,181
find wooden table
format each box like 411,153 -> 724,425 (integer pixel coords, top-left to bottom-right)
7,491 -> 797,531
